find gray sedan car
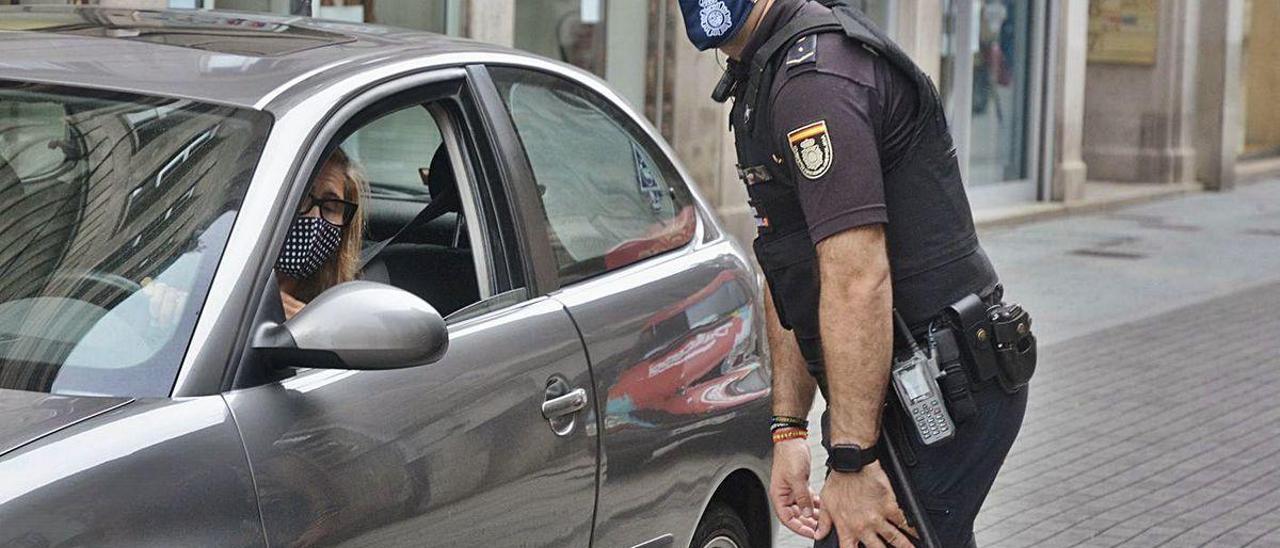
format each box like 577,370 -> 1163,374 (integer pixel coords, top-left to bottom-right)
0,6 -> 774,548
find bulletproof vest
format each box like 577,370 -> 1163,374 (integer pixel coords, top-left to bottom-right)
723,0 -> 976,376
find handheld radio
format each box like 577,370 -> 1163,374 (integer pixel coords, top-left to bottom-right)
890,311 -> 955,446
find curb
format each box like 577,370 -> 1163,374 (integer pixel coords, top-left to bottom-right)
975,182 -> 1203,230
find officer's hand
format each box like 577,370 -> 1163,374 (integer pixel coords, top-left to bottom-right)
815,461 -> 916,548
770,438 -> 820,538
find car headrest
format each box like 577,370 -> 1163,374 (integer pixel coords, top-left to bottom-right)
426,144 -> 459,212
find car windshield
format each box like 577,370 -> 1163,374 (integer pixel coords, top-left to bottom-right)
0,82 -> 269,397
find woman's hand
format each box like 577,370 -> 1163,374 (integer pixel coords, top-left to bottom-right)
281,290 -> 306,320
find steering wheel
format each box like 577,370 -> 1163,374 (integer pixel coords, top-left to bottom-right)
52,270 -> 145,304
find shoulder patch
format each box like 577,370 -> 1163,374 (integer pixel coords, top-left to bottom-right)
784,34 -> 818,68
787,120 -> 833,180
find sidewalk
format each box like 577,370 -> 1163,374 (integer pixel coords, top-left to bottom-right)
977,279 -> 1280,547
776,179 -> 1280,547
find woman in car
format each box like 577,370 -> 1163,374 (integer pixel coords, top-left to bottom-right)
276,148 -> 367,319
142,149 -> 367,325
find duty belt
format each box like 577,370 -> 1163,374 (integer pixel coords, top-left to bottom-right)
892,284 -> 1005,394
892,285 -> 1002,352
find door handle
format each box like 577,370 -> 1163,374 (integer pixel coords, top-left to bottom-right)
542,388 -> 587,420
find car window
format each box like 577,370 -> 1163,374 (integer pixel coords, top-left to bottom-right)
488,67 -> 697,285
343,105 -> 443,201
0,82 -> 269,397
312,100 -> 486,318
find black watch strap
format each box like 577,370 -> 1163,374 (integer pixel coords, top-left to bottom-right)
827,443 -> 879,473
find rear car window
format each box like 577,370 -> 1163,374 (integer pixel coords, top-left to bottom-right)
0,82 -> 269,397
489,67 -> 697,285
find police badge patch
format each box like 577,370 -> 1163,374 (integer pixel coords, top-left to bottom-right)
699,0 -> 733,37
787,120 -> 833,179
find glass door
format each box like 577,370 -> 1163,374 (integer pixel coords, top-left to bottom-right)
941,0 -> 1048,208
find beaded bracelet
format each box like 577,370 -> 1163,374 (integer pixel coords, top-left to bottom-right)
770,415 -> 809,432
771,427 -> 808,443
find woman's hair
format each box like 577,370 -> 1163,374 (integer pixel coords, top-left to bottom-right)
290,147 -> 368,302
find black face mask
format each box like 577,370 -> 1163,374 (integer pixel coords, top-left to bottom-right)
276,216 -> 342,280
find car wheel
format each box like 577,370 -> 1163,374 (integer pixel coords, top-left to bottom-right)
691,502 -> 752,548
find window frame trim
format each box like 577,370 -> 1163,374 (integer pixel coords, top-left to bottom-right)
464,64 -> 560,297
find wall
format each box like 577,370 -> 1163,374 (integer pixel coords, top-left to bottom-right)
213,0 -> 272,11
604,0 -> 649,109
665,28 -> 752,242
1082,0 -> 1197,184
361,0 -> 448,32
1241,0 -> 1280,157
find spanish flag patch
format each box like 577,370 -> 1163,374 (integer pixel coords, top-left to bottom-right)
786,120 -> 833,180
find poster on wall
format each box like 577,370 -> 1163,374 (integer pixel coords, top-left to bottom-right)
1087,0 -> 1159,65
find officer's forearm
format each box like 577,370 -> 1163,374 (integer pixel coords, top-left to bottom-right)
764,285 -> 816,418
815,226 -> 893,448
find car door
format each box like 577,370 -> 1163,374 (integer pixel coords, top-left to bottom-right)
480,65 -> 770,548
224,70 -> 597,547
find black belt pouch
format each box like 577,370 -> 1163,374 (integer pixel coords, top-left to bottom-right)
945,294 -> 1036,394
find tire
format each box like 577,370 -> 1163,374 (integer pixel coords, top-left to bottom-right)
690,502 -> 753,548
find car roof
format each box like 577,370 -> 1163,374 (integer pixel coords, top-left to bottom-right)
0,6 -> 519,111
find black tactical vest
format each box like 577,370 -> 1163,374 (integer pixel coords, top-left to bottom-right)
724,0 -> 995,377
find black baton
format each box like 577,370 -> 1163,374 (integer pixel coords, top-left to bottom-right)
880,401 -> 940,548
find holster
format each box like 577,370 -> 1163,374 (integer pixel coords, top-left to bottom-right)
944,293 -> 1036,394
990,302 -> 1036,393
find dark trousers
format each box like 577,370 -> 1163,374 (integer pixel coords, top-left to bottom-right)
817,383 -> 1028,548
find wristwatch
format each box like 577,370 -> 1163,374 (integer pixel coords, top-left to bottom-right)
827,443 -> 878,473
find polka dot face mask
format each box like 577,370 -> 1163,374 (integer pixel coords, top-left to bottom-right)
276,216 -> 342,280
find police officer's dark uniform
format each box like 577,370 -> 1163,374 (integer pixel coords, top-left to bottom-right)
717,1 -> 1031,546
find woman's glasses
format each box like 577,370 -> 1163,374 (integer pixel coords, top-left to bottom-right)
297,194 -> 358,227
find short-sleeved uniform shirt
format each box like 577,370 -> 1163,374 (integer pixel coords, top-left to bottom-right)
735,0 -> 997,326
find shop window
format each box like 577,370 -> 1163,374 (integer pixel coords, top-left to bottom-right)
313,0 -> 449,33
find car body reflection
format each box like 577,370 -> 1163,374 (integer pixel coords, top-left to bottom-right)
604,270 -> 767,431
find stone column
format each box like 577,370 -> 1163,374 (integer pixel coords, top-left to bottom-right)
891,0 -> 943,84
1048,0 -> 1088,201
1196,0 -> 1244,191
665,29 -> 757,244
1082,0 -> 1199,184
462,0 -> 514,47
1154,0 -> 1199,183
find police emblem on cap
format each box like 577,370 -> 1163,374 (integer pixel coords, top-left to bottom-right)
787,121 -> 833,179
700,0 -> 733,37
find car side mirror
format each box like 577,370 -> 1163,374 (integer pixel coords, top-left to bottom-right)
254,281 -> 448,370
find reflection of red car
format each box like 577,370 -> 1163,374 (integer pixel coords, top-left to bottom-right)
653,342 -> 769,416
603,206 -> 697,270
605,270 -> 767,423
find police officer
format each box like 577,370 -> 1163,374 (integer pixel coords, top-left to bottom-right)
675,0 -> 1030,546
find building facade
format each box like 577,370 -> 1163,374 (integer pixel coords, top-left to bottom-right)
5,0 -> 1273,243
